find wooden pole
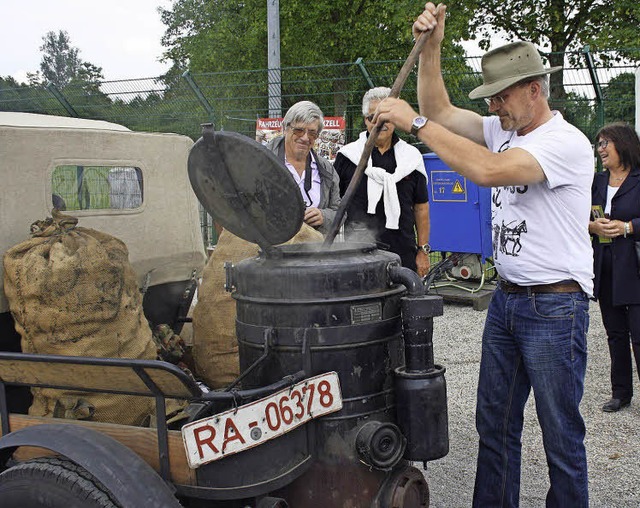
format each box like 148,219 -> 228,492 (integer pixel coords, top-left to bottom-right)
322,27 -> 435,247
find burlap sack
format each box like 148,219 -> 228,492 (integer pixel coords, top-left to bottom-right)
193,224 -> 323,389
3,211 -> 156,426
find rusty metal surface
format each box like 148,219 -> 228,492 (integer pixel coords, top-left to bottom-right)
275,461 -> 388,508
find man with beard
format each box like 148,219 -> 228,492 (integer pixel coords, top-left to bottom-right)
374,4 -> 594,507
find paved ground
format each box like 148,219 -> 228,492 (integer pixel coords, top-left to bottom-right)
421,299 -> 640,507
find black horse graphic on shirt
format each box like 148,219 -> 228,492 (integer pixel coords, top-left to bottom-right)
493,219 -> 527,258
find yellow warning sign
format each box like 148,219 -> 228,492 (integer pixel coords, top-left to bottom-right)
452,180 -> 464,194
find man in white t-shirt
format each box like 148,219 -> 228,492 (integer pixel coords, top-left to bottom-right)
374,4 -> 593,507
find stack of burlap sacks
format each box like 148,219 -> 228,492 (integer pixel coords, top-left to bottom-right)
192,224 -> 322,389
3,212 -> 156,425
3,211 -> 323,424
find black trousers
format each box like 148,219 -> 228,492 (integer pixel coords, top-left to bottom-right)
598,247 -> 640,401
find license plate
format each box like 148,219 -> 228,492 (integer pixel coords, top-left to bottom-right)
182,372 -> 342,468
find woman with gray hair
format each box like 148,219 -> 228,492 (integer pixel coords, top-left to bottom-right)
267,101 -> 341,234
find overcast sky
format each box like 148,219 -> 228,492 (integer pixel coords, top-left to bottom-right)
1,0 -> 173,82
1,1 -> 501,85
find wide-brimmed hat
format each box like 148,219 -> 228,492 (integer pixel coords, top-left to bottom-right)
468,41 -> 562,99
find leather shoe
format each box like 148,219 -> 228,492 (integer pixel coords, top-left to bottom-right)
602,398 -> 631,412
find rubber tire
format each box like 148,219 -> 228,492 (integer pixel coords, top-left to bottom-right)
0,456 -> 120,508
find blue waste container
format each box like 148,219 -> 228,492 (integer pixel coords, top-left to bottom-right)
423,153 -> 492,262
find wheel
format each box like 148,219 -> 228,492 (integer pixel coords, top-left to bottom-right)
378,465 -> 429,508
0,456 -> 120,508
256,497 -> 289,508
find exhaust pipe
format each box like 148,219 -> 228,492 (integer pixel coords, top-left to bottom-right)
393,294 -> 449,462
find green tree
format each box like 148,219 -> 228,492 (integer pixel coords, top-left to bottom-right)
160,0 -> 267,72
603,72 -> 636,125
0,75 -> 66,115
586,0 -> 640,54
160,0 -> 473,70
159,1 -> 475,116
562,91 -> 597,140
459,0 -> 640,101
30,30 -> 104,88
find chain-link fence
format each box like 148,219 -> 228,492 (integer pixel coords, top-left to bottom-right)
1,48 -> 637,144
1,48 -> 637,250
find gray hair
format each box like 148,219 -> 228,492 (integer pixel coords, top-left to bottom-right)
537,75 -> 550,99
362,87 -> 392,116
521,76 -> 550,99
283,101 -> 324,133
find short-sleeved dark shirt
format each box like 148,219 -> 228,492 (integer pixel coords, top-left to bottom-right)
333,133 -> 428,270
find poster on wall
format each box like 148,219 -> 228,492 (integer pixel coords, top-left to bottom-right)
256,116 -> 345,163
255,117 -> 284,146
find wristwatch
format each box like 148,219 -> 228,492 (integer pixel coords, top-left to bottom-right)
411,116 -> 428,137
417,242 -> 431,255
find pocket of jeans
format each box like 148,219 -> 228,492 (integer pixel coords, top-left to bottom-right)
531,293 -> 574,319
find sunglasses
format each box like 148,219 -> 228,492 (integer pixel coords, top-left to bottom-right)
596,139 -> 609,149
289,126 -> 319,140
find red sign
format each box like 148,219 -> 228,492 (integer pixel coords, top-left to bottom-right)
256,116 -> 345,162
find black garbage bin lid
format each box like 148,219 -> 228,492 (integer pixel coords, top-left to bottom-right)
188,125 -> 303,251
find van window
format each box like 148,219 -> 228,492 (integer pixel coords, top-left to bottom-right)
51,165 -> 143,211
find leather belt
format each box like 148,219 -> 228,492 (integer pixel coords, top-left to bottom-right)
499,279 -> 582,294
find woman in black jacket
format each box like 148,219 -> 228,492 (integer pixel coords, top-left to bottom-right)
589,122 -> 640,412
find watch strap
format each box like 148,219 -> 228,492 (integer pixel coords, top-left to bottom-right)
411,116 -> 428,137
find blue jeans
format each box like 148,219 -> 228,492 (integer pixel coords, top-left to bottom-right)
472,286 -> 589,508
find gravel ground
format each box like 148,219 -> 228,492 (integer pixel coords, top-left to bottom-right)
422,295 -> 640,507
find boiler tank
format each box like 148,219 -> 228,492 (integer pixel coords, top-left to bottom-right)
188,125 -> 448,507
230,242 -> 407,506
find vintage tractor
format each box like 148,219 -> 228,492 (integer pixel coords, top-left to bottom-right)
0,116 -> 449,507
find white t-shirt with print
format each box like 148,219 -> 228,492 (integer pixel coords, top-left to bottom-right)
483,112 -> 594,296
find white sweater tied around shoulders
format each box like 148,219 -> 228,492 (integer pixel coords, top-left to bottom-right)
338,131 -> 427,229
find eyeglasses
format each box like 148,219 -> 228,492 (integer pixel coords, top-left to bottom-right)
484,93 -> 507,107
289,126 -> 319,140
597,139 -> 609,149
483,80 -> 533,107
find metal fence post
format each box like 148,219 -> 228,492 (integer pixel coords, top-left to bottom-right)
267,0 -> 282,117
636,67 -> 640,134
46,83 -> 78,117
355,58 -> 376,89
181,70 -> 216,126
582,45 -> 604,130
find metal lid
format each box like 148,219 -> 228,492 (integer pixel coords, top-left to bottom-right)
188,125 -> 303,250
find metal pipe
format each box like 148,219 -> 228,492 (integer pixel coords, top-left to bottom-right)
182,71 -> 216,125
201,370 -> 307,403
267,0 -> 282,117
46,83 -> 78,117
225,329 -> 273,391
401,297 -> 436,372
355,57 -> 376,89
388,265 -> 425,296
